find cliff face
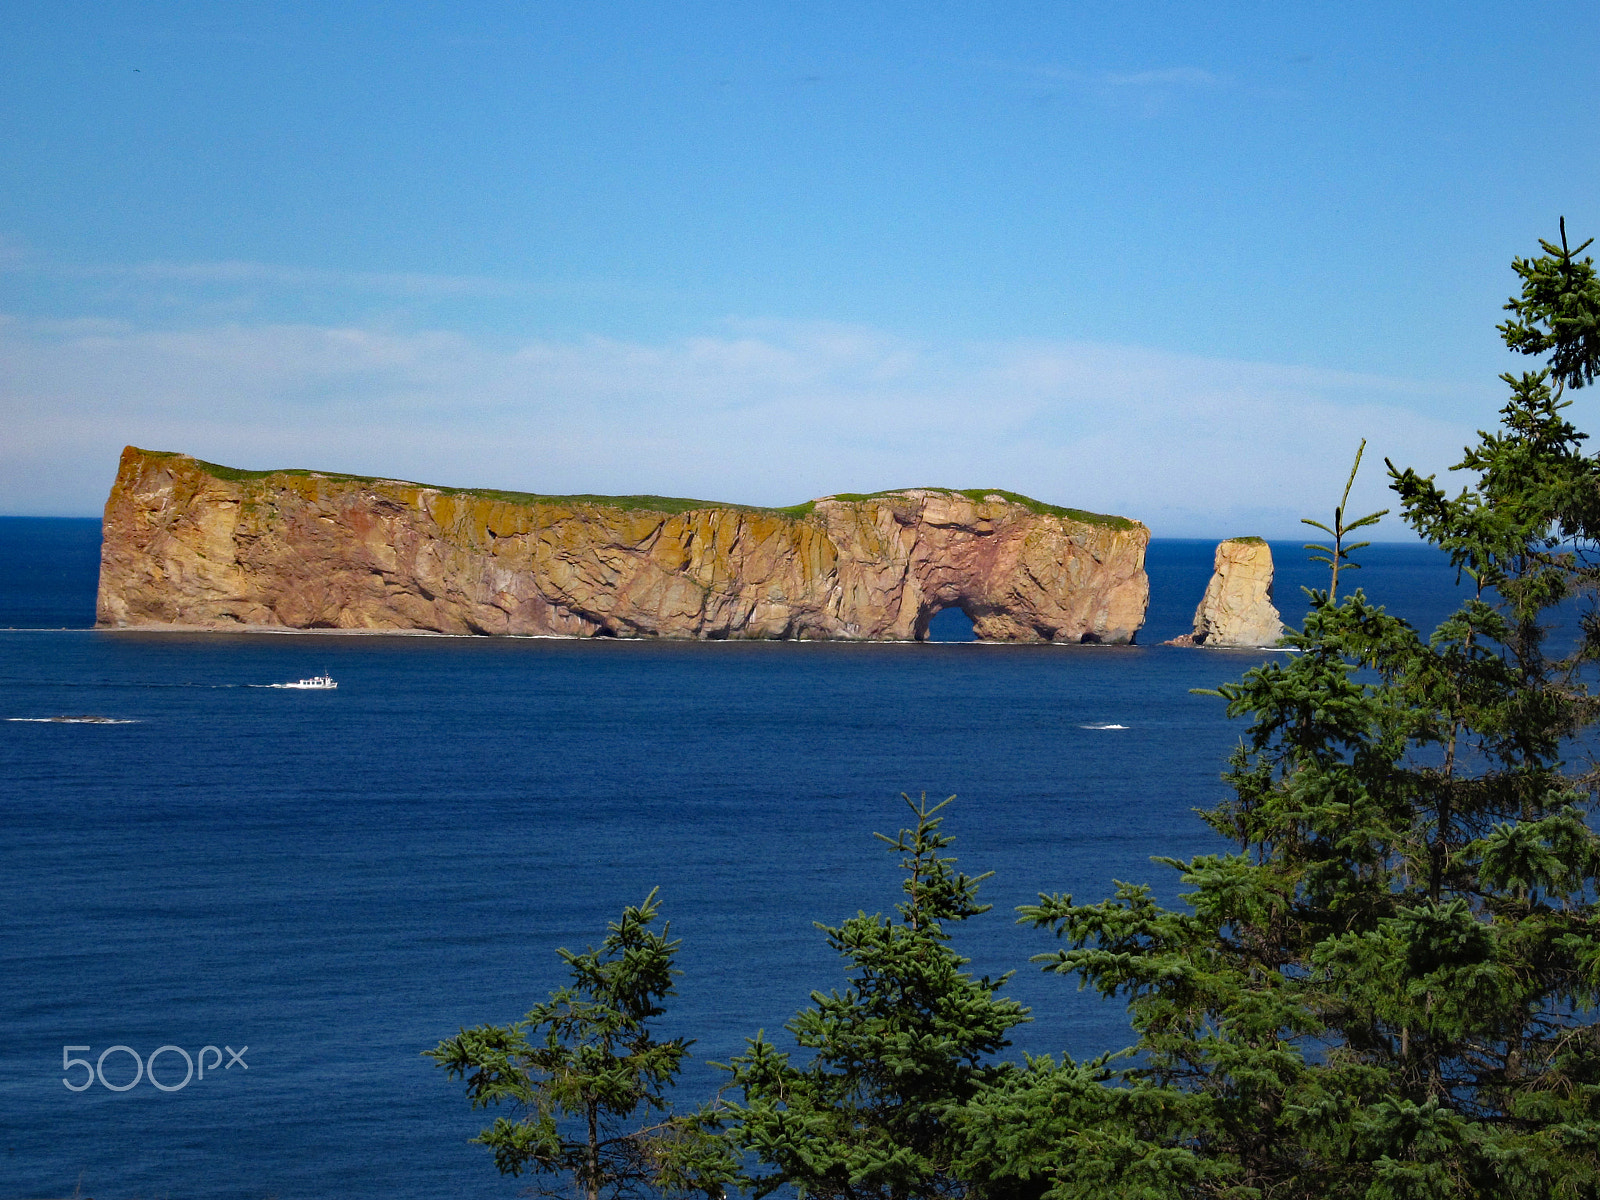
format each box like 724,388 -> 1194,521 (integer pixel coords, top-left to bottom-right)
97,448 -> 1150,643
1189,538 -> 1284,647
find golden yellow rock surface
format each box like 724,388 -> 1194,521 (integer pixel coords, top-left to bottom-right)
1190,538 -> 1284,647
96,447 -> 1150,643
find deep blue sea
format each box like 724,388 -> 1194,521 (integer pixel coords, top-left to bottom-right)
0,518 -> 1475,1200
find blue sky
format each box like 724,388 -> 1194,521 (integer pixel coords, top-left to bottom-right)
3,2 -> 1598,535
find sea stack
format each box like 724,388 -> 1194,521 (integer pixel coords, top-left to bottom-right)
96,447 -> 1151,643
1181,537 -> 1284,647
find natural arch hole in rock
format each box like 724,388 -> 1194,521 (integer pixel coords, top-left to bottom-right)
923,606 -> 977,643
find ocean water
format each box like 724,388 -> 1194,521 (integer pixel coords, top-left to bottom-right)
0,521 -> 1474,1200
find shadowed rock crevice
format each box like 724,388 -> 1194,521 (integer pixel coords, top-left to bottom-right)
97,448 -> 1151,644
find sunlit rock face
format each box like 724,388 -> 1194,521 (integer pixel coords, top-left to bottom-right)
97,447 -> 1150,644
1188,538 -> 1284,647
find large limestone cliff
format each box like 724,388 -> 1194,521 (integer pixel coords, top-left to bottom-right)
1186,537 -> 1284,647
96,448 -> 1150,643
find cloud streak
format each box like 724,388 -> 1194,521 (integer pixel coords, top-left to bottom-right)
4,256 -> 525,299
0,313 -> 1484,537
1069,66 -> 1220,88
977,60 -> 1230,118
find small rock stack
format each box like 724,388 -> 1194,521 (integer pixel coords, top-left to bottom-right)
1167,537 -> 1284,647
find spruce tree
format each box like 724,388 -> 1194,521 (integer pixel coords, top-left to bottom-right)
427,890 -> 732,1200
957,225 -> 1600,1200
723,794 -> 1031,1200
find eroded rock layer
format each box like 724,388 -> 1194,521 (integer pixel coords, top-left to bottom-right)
97,447 -> 1150,643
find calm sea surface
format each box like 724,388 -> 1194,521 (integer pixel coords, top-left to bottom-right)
0,519 -> 1475,1200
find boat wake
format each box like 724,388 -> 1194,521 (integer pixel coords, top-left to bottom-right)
1080,722 -> 1129,730
8,716 -> 140,724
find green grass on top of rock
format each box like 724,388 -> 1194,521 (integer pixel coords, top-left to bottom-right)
1225,535 -> 1268,544
146,451 -> 801,516
146,450 -> 1135,527
819,487 -> 1138,529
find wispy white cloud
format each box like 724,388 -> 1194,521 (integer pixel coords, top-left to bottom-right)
1046,66 -> 1221,89
0,233 -> 33,266
0,313 -> 1484,537
4,256 -> 524,299
1102,67 -> 1218,87
980,59 -> 1231,117
985,60 -> 1225,97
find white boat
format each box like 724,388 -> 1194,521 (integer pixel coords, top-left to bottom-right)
273,674 -> 338,690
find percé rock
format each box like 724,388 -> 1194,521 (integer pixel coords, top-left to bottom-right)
1183,537 -> 1284,647
96,448 -> 1151,643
